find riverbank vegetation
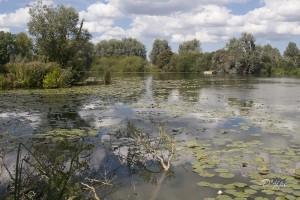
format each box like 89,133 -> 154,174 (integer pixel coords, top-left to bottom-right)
1,1 -> 300,89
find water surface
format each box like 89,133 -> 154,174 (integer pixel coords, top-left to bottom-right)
1,73 -> 300,199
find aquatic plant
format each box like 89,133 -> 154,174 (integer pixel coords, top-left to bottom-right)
124,122 -> 176,172
43,67 -> 73,88
103,71 -> 111,85
8,139 -> 93,200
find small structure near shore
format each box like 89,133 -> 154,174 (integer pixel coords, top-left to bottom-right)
203,70 -> 217,75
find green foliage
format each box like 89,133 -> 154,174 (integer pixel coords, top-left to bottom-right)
0,74 -> 9,89
283,42 -> 300,66
150,39 -> 172,66
104,71 -> 111,85
178,39 -> 201,53
5,61 -> 58,88
258,44 -> 282,74
12,140 -> 93,200
43,67 -> 73,88
28,0 -> 92,77
95,39 -> 125,57
124,122 -> 176,171
91,56 -> 146,72
168,52 -> 195,72
211,49 -> 231,73
95,38 -> 146,59
13,32 -> 33,61
0,31 -> 15,65
274,67 -> 300,76
144,64 -> 160,72
194,53 -> 213,72
225,32 -> 261,74
168,51 -> 211,72
122,38 -> 147,59
156,49 -> 173,70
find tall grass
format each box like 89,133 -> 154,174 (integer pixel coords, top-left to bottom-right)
11,139 -> 92,200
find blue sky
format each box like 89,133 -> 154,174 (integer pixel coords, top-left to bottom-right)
1,0 -> 300,54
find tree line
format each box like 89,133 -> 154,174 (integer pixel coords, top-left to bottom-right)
1,1 -> 300,89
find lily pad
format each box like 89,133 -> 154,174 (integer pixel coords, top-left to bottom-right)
214,168 -> 229,173
197,182 -> 210,187
232,182 -> 247,188
219,172 -> 235,179
244,189 -> 257,195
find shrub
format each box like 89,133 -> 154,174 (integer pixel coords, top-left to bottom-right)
43,67 -> 73,88
5,62 -> 59,88
103,71 -> 111,85
0,74 -> 10,89
91,56 -> 146,73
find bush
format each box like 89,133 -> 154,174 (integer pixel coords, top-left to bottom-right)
91,56 -> 146,73
5,62 -> 59,88
103,71 -> 111,85
43,67 -> 73,88
0,74 -> 10,89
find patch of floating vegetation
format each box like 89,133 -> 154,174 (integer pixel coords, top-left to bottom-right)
33,128 -> 98,142
183,138 -> 300,199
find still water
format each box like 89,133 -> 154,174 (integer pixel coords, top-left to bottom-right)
0,73 -> 300,199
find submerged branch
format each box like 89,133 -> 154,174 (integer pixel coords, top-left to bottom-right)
81,182 -> 100,200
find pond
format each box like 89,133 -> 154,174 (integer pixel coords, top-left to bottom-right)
0,73 -> 300,199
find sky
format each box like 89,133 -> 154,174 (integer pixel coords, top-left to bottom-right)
1,0 -> 300,54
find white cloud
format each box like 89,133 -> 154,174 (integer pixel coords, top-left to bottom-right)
79,2 -> 122,20
238,0 -> 300,38
82,20 -> 114,33
126,5 -> 235,43
1,0 -> 299,52
82,0 -> 300,47
0,7 -> 30,31
110,0 -> 247,15
79,2 -> 124,40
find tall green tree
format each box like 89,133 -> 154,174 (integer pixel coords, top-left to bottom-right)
0,31 -> 15,67
226,33 -> 260,74
284,42 -> 300,66
156,49 -> 173,70
14,32 -> 33,60
211,49 -> 231,73
122,38 -> 147,59
95,38 -> 146,59
27,0 -> 92,75
259,44 -> 282,74
168,52 -> 201,72
96,39 -> 124,57
150,39 -> 172,66
178,39 -> 201,53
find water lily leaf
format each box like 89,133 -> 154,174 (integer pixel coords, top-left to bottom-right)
225,189 -> 248,198
197,181 -> 210,187
232,182 -> 247,188
261,189 -> 275,195
219,172 -> 235,179
293,191 -> 300,197
216,195 -> 232,200
214,168 -> 229,173
244,189 -> 257,195
285,195 -> 297,200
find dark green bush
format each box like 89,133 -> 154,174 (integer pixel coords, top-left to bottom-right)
103,71 -> 111,85
0,74 -> 10,89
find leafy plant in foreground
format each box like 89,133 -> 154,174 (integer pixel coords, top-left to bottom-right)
11,139 -> 93,200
